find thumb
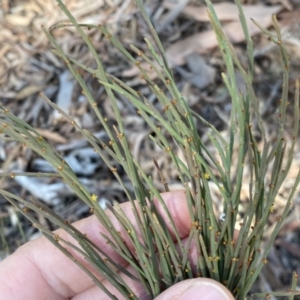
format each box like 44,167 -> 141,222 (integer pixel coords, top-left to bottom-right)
154,278 -> 235,300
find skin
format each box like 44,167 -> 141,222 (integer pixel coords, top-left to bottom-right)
0,190 -> 234,300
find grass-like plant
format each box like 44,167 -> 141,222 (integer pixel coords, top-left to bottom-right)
1,0 -> 300,299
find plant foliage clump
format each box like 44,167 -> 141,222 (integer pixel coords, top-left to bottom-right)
1,0 -> 300,299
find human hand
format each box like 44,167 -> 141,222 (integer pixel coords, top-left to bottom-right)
0,190 -> 234,300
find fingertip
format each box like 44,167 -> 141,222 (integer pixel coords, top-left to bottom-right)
154,278 -> 234,300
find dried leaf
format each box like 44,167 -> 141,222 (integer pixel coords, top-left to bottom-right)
176,53 -> 216,89
15,85 -> 45,100
35,129 -> 68,144
124,3 -> 282,79
163,1 -> 281,22
53,71 -> 74,120
5,13 -> 35,27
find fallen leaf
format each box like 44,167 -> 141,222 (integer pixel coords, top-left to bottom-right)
123,3 -> 282,79
163,1 -> 281,22
176,53 -> 216,89
53,71 -> 74,121
5,12 -> 35,27
15,84 -> 45,100
36,128 -> 68,143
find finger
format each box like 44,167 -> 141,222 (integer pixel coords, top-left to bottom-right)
70,232 -> 238,299
154,278 -> 234,300
68,227 -> 239,299
0,190 -> 190,299
68,236 -> 195,299
71,265 -> 152,300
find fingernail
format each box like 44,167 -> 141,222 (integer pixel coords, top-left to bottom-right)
178,280 -> 231,300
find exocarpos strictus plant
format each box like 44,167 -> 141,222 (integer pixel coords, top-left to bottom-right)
1,0 -> 300,299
